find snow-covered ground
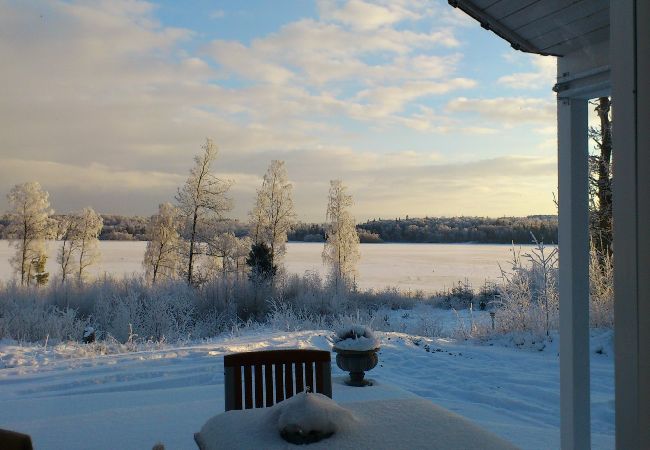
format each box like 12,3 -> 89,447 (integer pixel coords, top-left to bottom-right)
0,325 -> 614,450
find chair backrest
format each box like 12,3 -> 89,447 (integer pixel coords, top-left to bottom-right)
0,429 -> 33,450
224,349 -> 332,411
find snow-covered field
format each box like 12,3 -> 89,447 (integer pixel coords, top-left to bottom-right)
0,315 -> 614,450
0,241 -> 533,293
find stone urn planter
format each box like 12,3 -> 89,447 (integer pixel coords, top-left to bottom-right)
332,325 -> 380,387
333,347 -> 379,386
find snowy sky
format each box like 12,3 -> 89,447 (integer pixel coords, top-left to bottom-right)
0,0 -> 560,221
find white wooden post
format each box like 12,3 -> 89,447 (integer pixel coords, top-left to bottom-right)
611,1 -> 650,448
557,96 -> 590,450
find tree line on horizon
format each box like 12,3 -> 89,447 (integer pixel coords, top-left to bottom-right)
289,215 -> 558,245
0,214 -> 559,245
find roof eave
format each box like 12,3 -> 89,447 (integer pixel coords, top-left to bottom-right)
448,0 -> 561,57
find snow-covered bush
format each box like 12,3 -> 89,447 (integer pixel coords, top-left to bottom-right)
352,286 -> 441,311
276,271 -> 335,314
266,300 -> 327,331
0,273 -> 421,344
442,280 -> 475,310
589,245 -> 614,328
491,240 -> 558,337
91,283 -> 196,342
0,283 -> 84,342
332,324 -> 380,351
489,237 -> 614,338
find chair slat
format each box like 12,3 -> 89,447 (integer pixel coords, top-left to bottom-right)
265,364 -> 274,407
244,365 -> 253,409
275,363 -> 284,403
315,361 -> 324,394
295,362 -> 304,393
305,361 -> 314,393
285,362 -> 294,398
254,364 -> 264,408
233,365 -> 242,410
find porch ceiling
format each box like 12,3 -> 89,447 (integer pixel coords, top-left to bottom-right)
448,0 -> 609,57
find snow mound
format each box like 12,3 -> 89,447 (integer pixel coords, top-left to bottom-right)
269,392 -> 357,439
333,325 -> 380,351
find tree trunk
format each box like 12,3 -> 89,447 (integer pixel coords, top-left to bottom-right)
21,217 -> 28,286
595,97 -> 613,256
187,209 -> 198,285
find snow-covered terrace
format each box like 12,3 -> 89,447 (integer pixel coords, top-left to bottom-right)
448,1 -> 649,449
0,326 -> 616,449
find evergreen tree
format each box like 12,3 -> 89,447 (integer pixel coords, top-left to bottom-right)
246,242 -> 277,281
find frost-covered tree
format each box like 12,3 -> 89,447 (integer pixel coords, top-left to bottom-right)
56,216 -> 78,284
203,224 -> 253,279
31,254 -> 49,286
143,202 -> 181,284
249,160 -> 296,269
73,207 -> 103,282
322,180 -> 360,291
176,139 -> 233,285
234,235 -> 253,278
206,231 -> 239,278
5,181 -> 54,285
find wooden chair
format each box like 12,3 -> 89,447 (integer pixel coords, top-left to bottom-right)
224,349 -> 332,411
0,429 -> 33,450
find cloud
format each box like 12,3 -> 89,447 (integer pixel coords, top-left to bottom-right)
206,19 -> 460,87
209,9 -> 225,19
280,151 -> 558,219
318,0 -> 473,30
318,0 -> 422,30
446,97 -> 555,125
204,14 -> 470,130
0,0 -> 556,220
209,41 -> 295,84
498,55 -> 556,90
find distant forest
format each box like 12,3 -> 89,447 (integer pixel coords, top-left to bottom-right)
290,216 -> 558,245
0,214 -> 557,245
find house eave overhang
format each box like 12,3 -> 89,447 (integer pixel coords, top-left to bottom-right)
448,0 -> 561,57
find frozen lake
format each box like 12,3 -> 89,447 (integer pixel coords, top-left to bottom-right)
0,241 -> 533,293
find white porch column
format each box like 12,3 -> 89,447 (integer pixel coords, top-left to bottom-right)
557,97 -> 590,450
611,1 -> 650,448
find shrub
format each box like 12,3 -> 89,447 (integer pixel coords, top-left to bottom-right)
492,240 -> 558,337
589,244 -> 614,328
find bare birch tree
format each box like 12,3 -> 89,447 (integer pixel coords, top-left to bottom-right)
73,207 -> 103,282
206,231 -> 240,278
56,216 -> 78,284
143,202 -> 181,284
234,235 -> 253,278
176,138 -> 233,285
249,160 -> 296,269
6,182 -> 54,286
322,179 -> 360,291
